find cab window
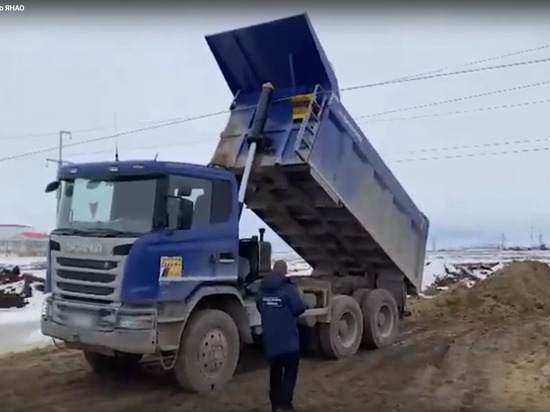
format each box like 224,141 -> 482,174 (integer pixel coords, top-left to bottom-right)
167,176 -> 211,229
166,175 -> 234,230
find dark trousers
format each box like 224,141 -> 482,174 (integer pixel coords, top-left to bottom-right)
269,352 -> 300,410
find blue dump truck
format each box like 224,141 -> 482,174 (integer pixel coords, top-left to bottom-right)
40,14 -> 429,394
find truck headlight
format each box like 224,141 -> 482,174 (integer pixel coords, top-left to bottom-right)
117,314 -> 155,330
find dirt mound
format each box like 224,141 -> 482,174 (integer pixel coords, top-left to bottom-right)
410,260 -> 550,325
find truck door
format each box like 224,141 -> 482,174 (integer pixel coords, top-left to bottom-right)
158,174 -> 239,301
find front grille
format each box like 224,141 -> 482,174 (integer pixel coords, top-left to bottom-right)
57,269 -> 115,283
57,257 -> 117,270
54,256 -> 121,303
57,281 -> 114,296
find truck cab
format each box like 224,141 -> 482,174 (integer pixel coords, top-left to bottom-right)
42,161 -> 271,368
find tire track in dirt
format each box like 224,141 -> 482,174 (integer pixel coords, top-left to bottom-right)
0,326 -> 451,412
1,322 -> 548,412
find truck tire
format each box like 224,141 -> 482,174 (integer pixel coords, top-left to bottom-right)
318,295 -> 363,359
361,288 -> 400,350
300,324 -> 322,357
83,351 -> 142,376
174,309 -> 240,394
352,288 -> 371,306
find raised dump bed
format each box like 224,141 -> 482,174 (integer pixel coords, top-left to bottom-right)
205,14 -> 429,293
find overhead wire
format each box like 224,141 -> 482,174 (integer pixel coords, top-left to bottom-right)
4,92 -> 550,163
63,133 -> 550,166
385,136 -> 550,156
379,44 -> 550,84
340,56 -> 550,93
357,98 -> 550,125
2,44 -> 550,162
354,79 -> 550,120
0,126 -> 105,141
63,137 -> 550,165
0,111 -> 231,163
4,42 -> 549,142
391,144 -> 550,163
0,117 -> 186,142
56,78 -> 550,158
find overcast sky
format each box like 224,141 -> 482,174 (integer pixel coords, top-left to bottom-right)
1,4 -> 550,248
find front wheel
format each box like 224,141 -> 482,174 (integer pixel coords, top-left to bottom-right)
174,309 -> 240,394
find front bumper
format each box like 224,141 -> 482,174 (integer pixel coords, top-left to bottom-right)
40,296 -> 157,355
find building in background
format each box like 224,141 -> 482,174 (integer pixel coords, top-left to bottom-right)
0,224 -> 48,256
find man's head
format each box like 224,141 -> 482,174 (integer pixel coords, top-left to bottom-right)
272,259 -> 288,276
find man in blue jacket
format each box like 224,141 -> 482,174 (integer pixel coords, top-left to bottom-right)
256,259 -> 307,412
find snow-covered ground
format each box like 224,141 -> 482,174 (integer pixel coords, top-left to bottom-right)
1,248 -> 547,357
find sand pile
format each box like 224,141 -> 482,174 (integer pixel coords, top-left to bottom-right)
410,260 -> 550,325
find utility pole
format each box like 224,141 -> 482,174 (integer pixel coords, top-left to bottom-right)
500,232 -> 507,251
56,130 -> 72,212
45,131 -> 72,212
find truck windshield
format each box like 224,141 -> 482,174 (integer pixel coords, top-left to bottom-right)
56,177 -> 159,235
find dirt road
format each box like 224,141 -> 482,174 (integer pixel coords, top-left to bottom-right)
2,261 -> 550,412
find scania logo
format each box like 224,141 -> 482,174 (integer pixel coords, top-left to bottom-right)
65,240 -> 103,254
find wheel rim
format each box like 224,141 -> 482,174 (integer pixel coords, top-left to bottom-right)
200,328 -> 228,378
377,304 -> 394,338
337,311 -> 359,348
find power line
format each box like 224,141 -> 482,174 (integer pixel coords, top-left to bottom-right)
66,137 -> 209,158
65,134 -> 550,166
391,144 -> 550,163
6,45 -> 550,143
385,136 -> 550,156
0,111 -> 228,163
69,139 -> 550,165
0,126 -> 105,141
354,79 -> 550,120
383,44 -> 550,84
3,48 -> 550,160
357,98 -> 550,124
340,56 -> 550,93
4,94 -> 550,163
0,117 -> 185,142
3,91 -> 550,163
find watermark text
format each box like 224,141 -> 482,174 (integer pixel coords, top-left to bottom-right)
0,4 -> 25,12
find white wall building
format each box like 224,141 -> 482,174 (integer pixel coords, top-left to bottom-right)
0,224 -> 48,256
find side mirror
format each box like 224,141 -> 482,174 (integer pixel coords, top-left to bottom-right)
45,181 -> 60,193
259,241 -> 272,273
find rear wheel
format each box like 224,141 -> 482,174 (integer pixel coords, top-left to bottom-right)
174,309 -> 240,394
83,351 -> 142,375
361,288 -> 400,349
352,288 -> 372,305
300,324 -> 323,357
318,295 -> 363,359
